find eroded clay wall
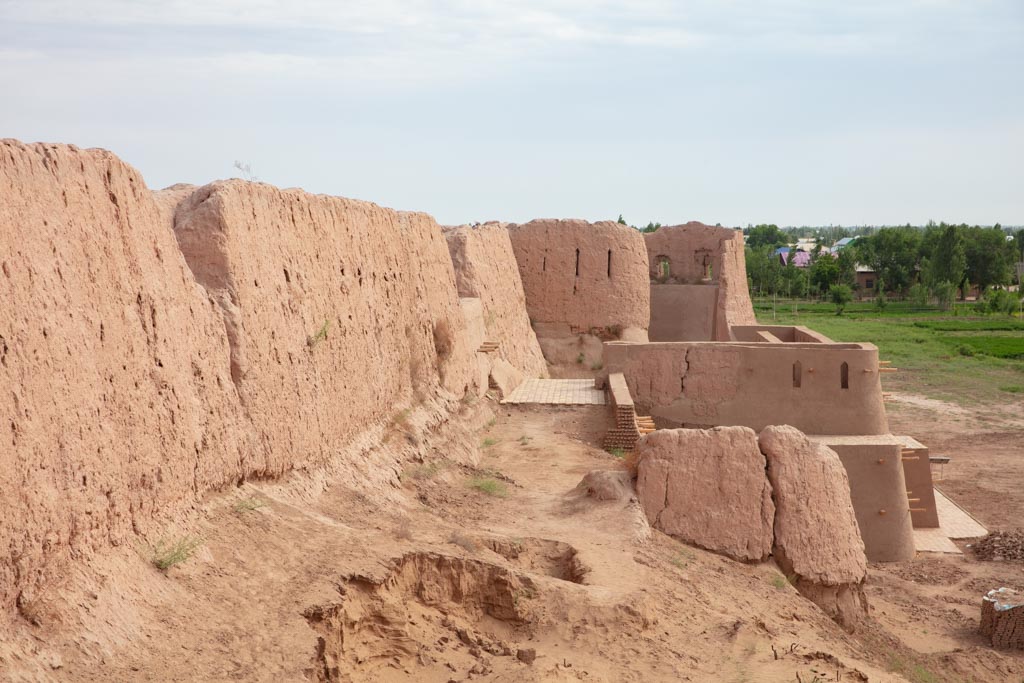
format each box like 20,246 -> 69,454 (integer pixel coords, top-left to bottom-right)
602,341 -> 889,435
644,223 -> 755,340
173,181 -> 478,476
0,142 -> 481,618
506,219 -> 649,334
444,223 -> 548,379
0,141 -> 257,613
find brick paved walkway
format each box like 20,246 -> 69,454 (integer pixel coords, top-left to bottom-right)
501,379 -> 606,405
913,488 -> 988,554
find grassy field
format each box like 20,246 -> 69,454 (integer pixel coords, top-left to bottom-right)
754,299 -> 1024,404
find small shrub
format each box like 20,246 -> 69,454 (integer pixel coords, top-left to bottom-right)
306,319 -> 330,348
234,496 -> 266,513
590,362 -> 603,371
607,447 -> 625,459
908,282 -> 929,308
576,352 -> 585,364
482,437 -> 498,448
770,574 -> 788,590
151,537 -> 203,571
1000,385 -> 1023,394
670,548 -> 694,569
467,477 -> 508,497
485,417 -> 496,429
956,344 -> 975,357
828,284 -> 852,315
518,435 -> 532,446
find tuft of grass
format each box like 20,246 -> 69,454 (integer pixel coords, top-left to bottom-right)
481,437 -> 498,448
403,462 -> 442,481
999,385 -> 1023,394
576,352 -> 585,364
607,447 -> 625,459
670,548 -> 694,569
449,531 -> 479,552
467,476 -> 508,497
234,496 -> 267,513
518,435 -> 532,446
150,537 -> 203,571
306,318 -> 330,349
770,574 -> 788,590
485,417 -> 496,429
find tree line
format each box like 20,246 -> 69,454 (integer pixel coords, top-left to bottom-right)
745,223 -> 1023,312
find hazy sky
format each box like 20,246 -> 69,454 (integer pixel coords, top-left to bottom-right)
2,0 -> 1022,227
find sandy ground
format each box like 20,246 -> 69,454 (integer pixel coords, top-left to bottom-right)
8,388 -> 1024,682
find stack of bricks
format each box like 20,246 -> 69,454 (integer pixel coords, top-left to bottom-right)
980,588 -> 1024,650
603,373 -> 642,451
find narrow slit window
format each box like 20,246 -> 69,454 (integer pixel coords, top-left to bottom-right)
575,248 -> 580,277
840,362 -> 849,389
542,256 -> 546,272
607,249 -> 612,278
792,361 -> 802,388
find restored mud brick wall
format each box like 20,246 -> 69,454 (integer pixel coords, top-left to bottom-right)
444,223 -> 548,379
643,223 -> 755,340
173,181 -> 477,476
506,219 -> 649,334
819,442 -> 916,562
602,341 -> 889,435
648,284 -> 719,341
0,141 -> 257,612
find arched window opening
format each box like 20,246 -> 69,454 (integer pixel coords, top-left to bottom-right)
840,362 -> 849,389
655,255 -> 671,281
575,248 -> 580,277
607,250 -> 612,278
792,361 -> 802,388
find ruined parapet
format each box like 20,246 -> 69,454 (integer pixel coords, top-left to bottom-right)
760,426 -> 869,630
602,341 -> 889,436
603,373 -> 642,452
981,588 -> 1024,650
506,219 -> 649,365
636,427 -> 775,562
644,223 -> 755,341
0,141 -> 257,613
173,181 -> 478,477
445,223 -> 548,379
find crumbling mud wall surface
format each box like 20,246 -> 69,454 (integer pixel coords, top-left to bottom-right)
0,141 -> 257,615
173,180 -> 478,477
506,219 -> 650,335
636,427 -> 774,562
760,426 -> 868,630
444,223 -> 548,379
152,183 -> 197,232
0,142 -> 482,630
602,341 -> 889,435
644,223 -> 756,340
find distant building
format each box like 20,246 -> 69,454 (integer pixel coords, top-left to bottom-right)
780,251 -> 812,268
856,264 -> 876,293
833,237 -> 858,250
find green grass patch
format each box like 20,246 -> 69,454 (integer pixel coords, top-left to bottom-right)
951,336 -> 1024,359
481,437 -> 498,448
150,537 -> 203,571
914,319 -> 1024,332
467,477 -> 508,497
234,496 -> 267,513
755,298 -> 1024,404
1000,385 -> 1024,394
607,447 -> 625,459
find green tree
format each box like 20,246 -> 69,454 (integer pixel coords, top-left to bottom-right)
932,281 -> 957,311
809,254 -> 840,294
746,224 -> 789,249
829,284 -> 853,315
965,226 -> 1016,292
617,214 -> 627,225
835,248 -> 857,288
855,227 -> 921,294
921,223 -> 967,290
